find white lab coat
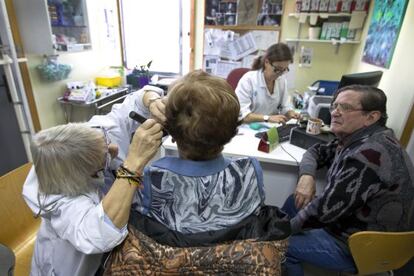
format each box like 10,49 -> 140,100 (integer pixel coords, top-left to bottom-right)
235,70 -> 292,119
88,85 -> 164,168
22,85 -> 164,276
23,168 -> 126,276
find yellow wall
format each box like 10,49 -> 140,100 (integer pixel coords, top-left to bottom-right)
280,0 -> 357,93
194,0 -> 413,137
30,0 -> 413,137
29,0 -> 122,129
194,0 -> 362,92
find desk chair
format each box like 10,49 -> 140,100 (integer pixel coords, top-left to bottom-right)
0,163 -> 41,276
348,231 -> 414,275
226,68 -> 250,90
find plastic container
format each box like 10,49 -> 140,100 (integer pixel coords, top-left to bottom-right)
95,76 -> 121,88
309,80 -> 340,96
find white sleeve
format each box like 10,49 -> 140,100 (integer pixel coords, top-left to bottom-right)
235,74 -> 254,120
50,196 -> 128,254
279,78 -> 293,114
88,85 -> 164,166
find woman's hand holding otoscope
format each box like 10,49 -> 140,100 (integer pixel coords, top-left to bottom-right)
129,111 -> 169,137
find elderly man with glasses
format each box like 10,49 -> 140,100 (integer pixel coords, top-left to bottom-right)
282,85 -> 414,275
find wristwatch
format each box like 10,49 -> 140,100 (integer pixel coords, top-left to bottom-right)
263,115 -> 269,122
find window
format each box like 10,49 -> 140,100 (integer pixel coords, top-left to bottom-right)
120,0 -> 191,75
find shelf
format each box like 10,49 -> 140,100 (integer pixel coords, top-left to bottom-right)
57,43 -> 92,52
52,25 -> 88,28
289,12 -> 353,18
286,38 -> 360,44
14,0 -> 91,55
205,25 -> 281,31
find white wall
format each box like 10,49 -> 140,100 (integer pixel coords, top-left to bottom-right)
27,0 -> 122,129
194,0 -> 204,70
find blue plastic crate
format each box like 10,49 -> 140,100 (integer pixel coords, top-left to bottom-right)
311,80 -> 339,96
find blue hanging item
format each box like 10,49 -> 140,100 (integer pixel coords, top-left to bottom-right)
37,55 -> 72,82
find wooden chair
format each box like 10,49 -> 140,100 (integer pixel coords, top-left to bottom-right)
0,163 -> 40,276
226,68 -> 250,91
348,231 -> 414,275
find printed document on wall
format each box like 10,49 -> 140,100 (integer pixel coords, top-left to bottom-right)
216,60 -> 242,78
299,46 -> 313,67
221,32 -> 257,60
250,30 -> 279,50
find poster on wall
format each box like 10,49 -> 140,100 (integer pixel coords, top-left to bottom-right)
299,46 -> 313,68
362,0 -> 408,69
257,0 -> 283,26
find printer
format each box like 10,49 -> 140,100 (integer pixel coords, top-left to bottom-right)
307,95 -> 333,125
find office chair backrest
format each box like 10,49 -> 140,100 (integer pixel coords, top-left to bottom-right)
348,231 -> 414,275
226,68 -> 250,90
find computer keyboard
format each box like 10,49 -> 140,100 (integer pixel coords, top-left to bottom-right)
254,124 -> 298,142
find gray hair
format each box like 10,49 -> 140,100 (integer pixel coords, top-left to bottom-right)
31,123 -> 106,196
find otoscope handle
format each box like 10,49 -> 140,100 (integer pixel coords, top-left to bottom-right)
129,111 -> 168,137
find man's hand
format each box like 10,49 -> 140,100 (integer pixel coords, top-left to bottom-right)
294,175 -> 316,209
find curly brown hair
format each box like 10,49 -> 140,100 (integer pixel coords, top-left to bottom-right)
165,70 -> 240,160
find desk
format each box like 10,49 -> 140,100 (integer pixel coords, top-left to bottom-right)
162,125 -> 325,207
58,87 -> 130,122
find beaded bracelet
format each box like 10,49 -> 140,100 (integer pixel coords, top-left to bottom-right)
116,165 -> 143,187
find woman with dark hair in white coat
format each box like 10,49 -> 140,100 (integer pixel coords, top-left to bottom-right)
236,43 -> 300,124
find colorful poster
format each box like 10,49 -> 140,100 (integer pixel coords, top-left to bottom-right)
362,0 -> 408,68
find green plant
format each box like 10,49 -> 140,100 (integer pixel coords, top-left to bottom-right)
132,60 -> 152,77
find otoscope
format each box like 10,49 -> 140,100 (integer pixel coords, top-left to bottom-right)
129,111 -> 169,137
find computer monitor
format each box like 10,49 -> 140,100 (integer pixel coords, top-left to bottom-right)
338,71 -> 383,89
309,71 -> 383,126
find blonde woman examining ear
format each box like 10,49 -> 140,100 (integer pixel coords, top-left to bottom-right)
22,121 -> 162,276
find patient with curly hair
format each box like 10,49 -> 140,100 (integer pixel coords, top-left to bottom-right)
104,70 -> 291,275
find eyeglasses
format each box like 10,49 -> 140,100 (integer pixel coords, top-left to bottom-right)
270,63 -> 289,74
329,103 -> 365,113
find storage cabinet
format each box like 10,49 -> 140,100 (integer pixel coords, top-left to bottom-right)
13,0 -> 91,55
203,0 -> 284,78
286,0 -> 371,52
